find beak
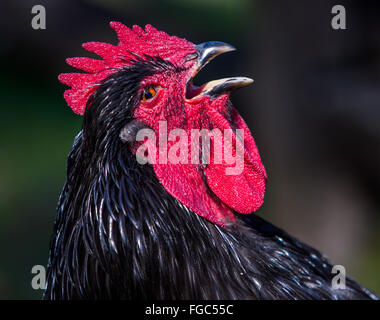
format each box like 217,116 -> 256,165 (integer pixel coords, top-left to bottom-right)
186,41 -> 253,100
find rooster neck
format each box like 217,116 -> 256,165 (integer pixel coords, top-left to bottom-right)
44,130 -> 377,300
47,130 -> 247,298
54,130 -> 250,296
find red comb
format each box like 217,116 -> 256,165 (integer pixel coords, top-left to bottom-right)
59,22 -> 195,115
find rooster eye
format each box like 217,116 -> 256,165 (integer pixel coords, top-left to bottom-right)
141,86 -> 157,101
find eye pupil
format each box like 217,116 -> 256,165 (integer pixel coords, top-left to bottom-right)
142,86 -> 157,101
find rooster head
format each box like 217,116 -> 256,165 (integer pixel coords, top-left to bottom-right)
59,22 -> 267,226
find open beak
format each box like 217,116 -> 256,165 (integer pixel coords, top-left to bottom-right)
186,41 -> 253,100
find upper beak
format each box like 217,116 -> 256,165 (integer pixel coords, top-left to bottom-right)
195,41 -> 236,73
186,41 -> 253,100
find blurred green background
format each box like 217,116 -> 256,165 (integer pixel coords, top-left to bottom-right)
1,0 -> 379,299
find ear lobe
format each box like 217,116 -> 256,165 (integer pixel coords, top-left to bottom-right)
120,120 -> 149,143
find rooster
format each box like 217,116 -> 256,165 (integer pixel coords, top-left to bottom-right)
44,22 -> 378,300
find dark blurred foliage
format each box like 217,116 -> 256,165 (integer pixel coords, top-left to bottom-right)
0,0 -> 379,299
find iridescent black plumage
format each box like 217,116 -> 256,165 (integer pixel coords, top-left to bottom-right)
44,57 -> 378,300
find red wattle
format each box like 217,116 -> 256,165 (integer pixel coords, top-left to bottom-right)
203,107 -> 267,214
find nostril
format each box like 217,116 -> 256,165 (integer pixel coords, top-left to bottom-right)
182,52 -> 199,65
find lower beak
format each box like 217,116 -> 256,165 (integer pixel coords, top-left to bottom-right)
198,77 -> 254,98
186,41 -> 253,100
